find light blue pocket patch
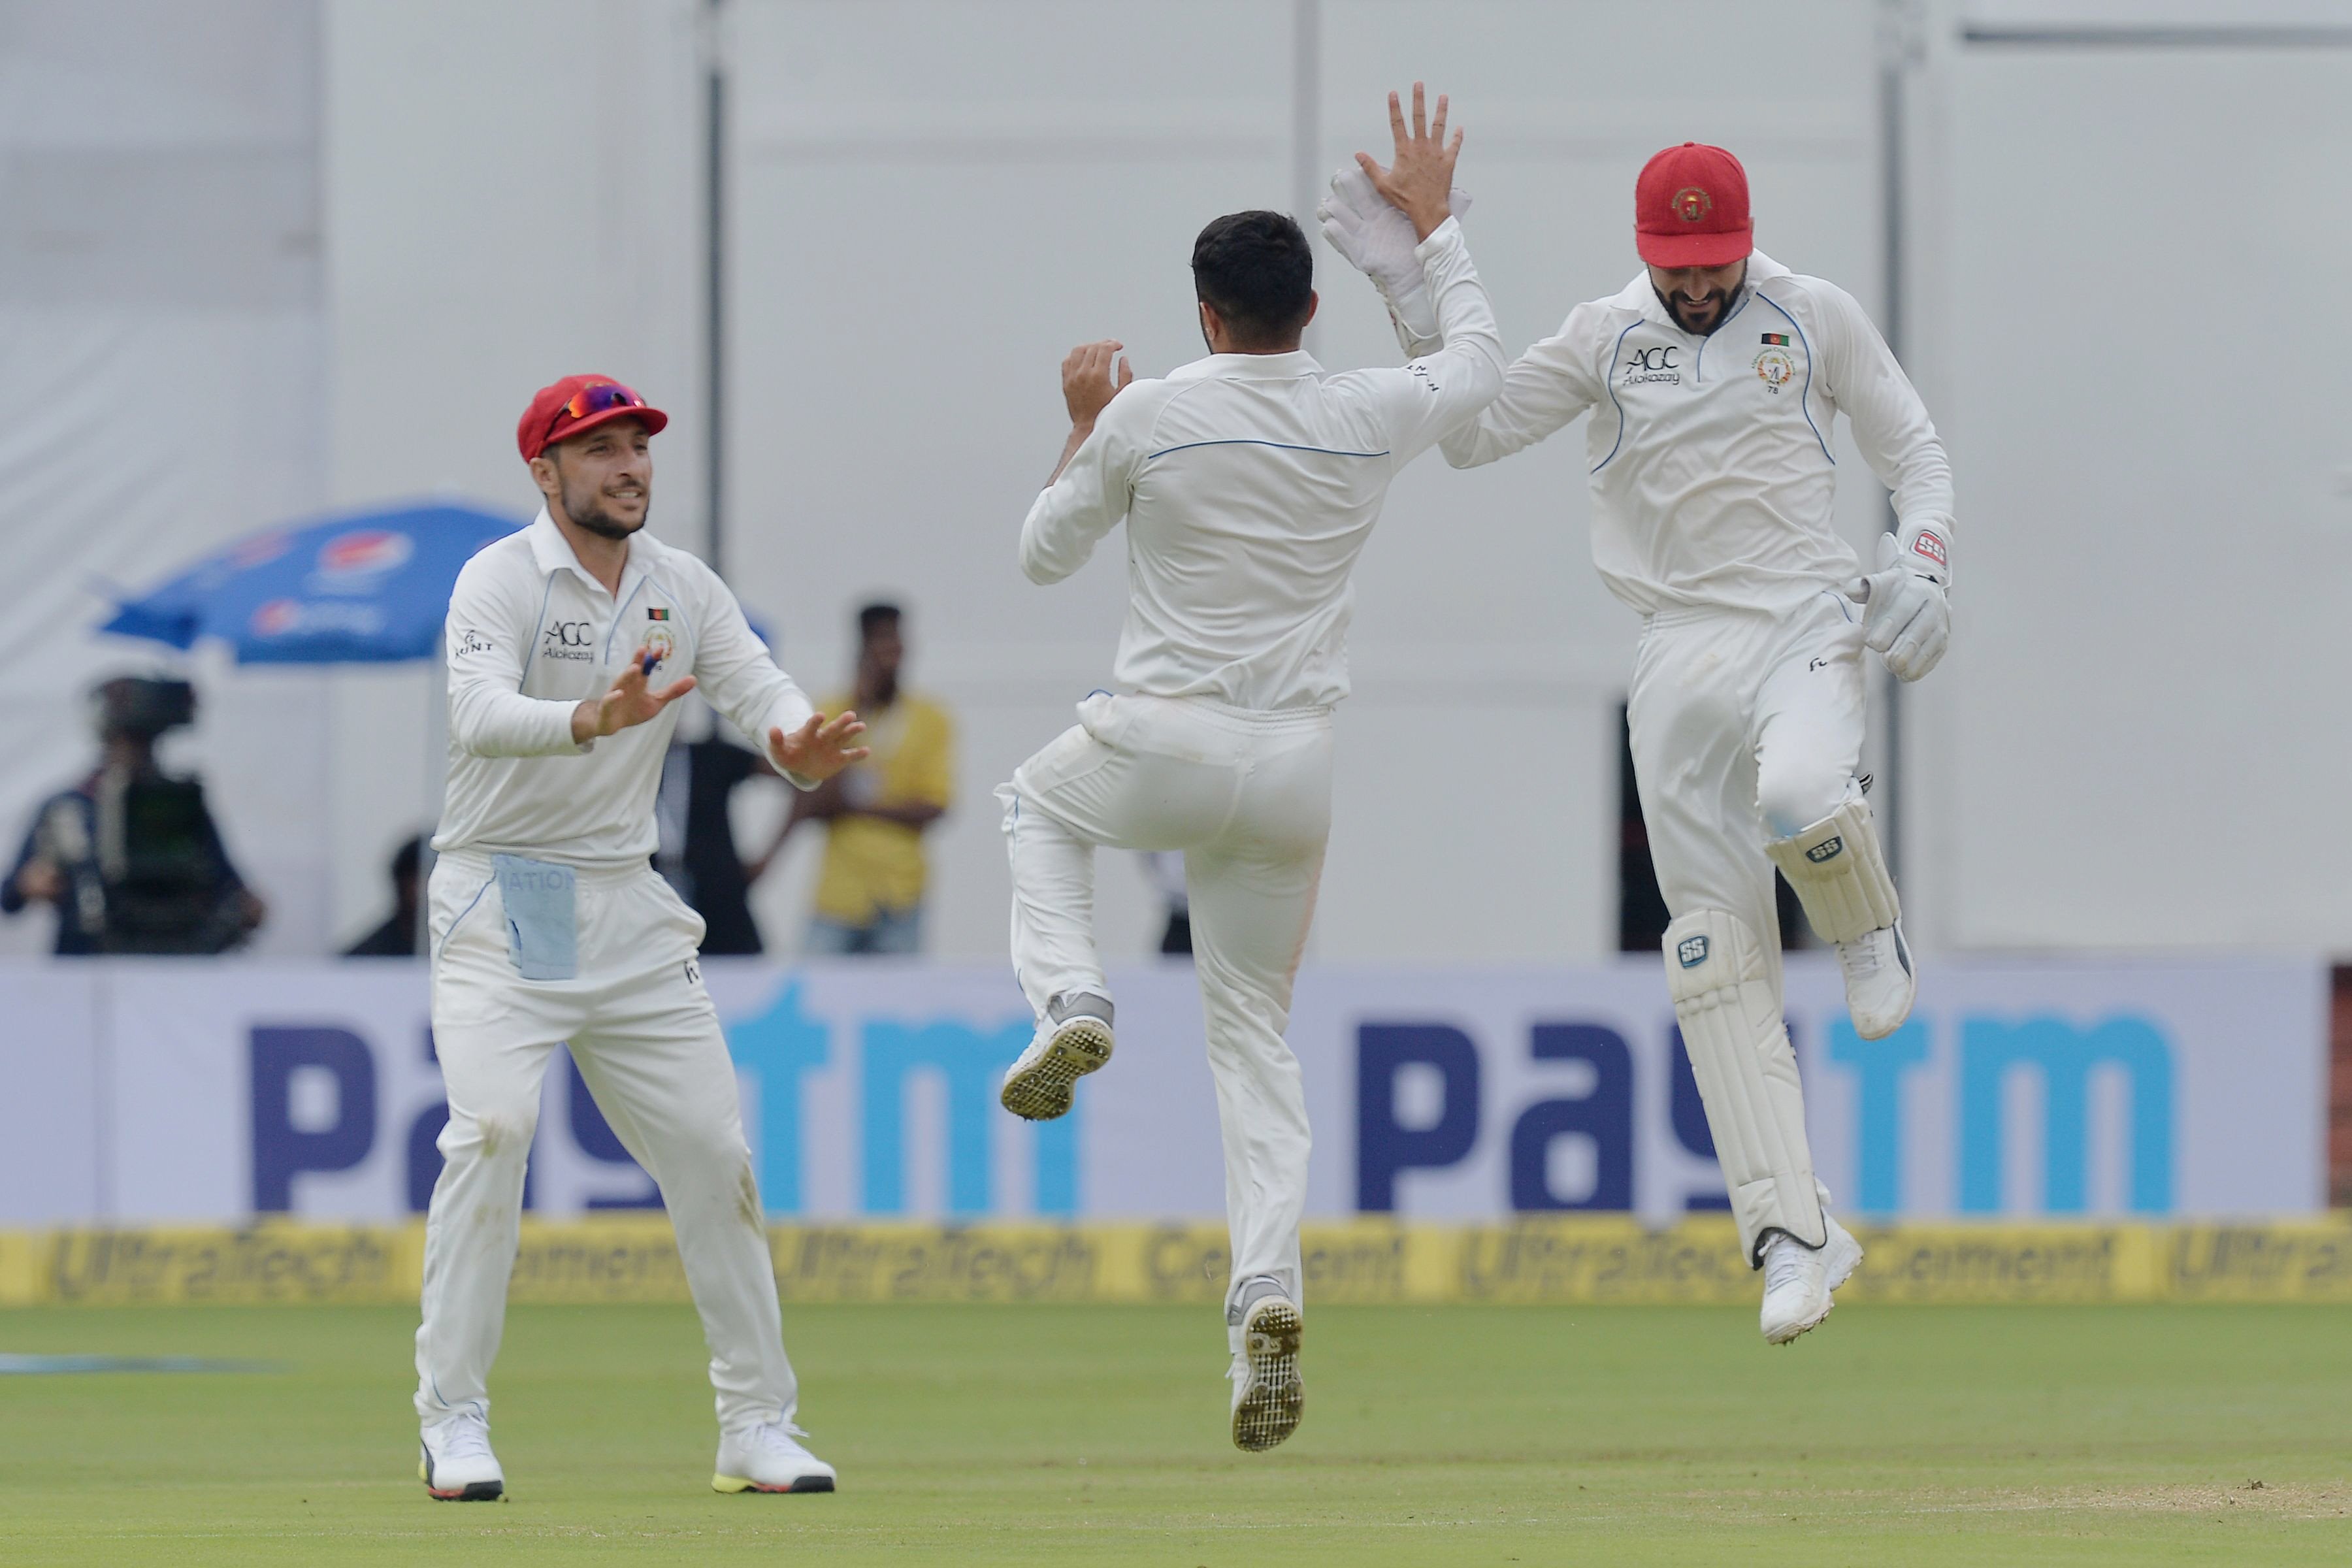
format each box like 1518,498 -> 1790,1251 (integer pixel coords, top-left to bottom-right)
491,854 -> 578,981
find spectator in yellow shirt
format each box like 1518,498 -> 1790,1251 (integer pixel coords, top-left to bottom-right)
757,603 -> 952,955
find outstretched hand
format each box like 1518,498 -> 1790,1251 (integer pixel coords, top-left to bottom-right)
1354,82 -> 1463,241
572,647 -> 697,745
768,711 -> 871,783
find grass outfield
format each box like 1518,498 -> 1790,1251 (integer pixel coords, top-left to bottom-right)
1,1303 -> 2347,1565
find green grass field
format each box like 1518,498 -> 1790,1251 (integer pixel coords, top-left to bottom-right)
1,1302 -> 2346,1565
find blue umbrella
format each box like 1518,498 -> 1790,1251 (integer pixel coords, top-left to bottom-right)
100,501 -> 525,664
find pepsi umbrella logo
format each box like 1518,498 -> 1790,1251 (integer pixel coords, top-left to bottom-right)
317,529 -> 415,579
248,598 -> 385,639
251,598 -> 303,637
103,501 -> 522,664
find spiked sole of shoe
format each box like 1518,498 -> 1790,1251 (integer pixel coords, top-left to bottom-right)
1231,1298 -> 1304,1453
999,1019 -> 1114,1122
1765,1294 -> 1836,1346
713,1472 -> 836,1494
419,1454 -> 503,1501
1763,1228 -> 1866,1347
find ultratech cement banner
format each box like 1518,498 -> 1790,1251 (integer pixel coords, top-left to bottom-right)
6,1220 -> 2352,1309
0,956 -> 2325,1226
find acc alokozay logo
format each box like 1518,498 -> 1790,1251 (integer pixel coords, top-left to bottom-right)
1622,343 -> 1682,387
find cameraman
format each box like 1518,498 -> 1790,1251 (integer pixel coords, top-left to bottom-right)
3,676 -> 265,955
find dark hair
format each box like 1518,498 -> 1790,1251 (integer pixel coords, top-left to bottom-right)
1191,210 -> 1313,348
392,834 -> 426,882
857,602 -> 902,640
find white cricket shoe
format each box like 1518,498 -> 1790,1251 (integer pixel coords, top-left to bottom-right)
1758,1213 -> 1865,1345
999,992 -> 1115,1122
713,1420 -> 838,1494
1836,921 -> 1916,1040
1228,1277 -> 1303,1452
418,1411 -> 503,1501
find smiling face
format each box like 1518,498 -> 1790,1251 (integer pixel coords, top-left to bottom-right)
532,417 -> 652,540
1646,258 -> 1749,336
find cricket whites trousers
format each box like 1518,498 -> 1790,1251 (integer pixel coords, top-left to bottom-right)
1000,692 -> 1332,1341
416,849 -> 796,1433
1628,589 -> 1879,1262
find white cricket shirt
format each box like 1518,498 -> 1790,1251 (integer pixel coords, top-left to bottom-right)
433,511 -> 815,868
1020,216 -> 1504,711
1411,251 -> 1954,615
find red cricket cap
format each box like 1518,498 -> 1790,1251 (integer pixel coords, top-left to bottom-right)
516,374 -> 668,462
1634,142 -> 1754,268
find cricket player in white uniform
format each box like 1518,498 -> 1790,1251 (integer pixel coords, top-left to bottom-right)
415,375 -> 868,1499
995,88 -> 1500,1452
1323,142 -> 1954,1344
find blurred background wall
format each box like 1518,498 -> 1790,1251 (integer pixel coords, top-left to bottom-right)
2,0 -> 2346,962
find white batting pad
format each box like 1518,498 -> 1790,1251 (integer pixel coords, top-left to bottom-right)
1663,908 -> 1827,1261
1764,794 -> 1900,945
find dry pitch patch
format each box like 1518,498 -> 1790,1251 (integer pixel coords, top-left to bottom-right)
1,1301 -> 2346,1565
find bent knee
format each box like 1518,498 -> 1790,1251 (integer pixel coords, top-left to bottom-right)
438,1104 -> 541,1166
1756,765 -> 1852,841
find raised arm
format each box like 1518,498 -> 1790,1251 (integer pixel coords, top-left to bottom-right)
1436,308 -> 1609,469
1018,342 -> 1143,585
1340,85 -> 1503,461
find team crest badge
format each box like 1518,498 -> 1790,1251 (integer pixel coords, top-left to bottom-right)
1673,186 -> 1712,222
642,625 -> 676,665
1754,346 -> 1795,394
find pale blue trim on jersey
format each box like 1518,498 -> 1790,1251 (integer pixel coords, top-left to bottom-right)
1590,319 -> 1643,474
1759,292 -> 1835,466
1693,289 -> 1757,384
602,576 -> 651,662
1142,438 -> 1389,461
515,572 -> 559,689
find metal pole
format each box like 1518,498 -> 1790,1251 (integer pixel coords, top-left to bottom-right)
704,0 -> 728,580
1291,0 -> 1321,356
1875,0 -> 1915,881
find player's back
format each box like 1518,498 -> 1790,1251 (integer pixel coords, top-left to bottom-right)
1108,351 -> 1411,712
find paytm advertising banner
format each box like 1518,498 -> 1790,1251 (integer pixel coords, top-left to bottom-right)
0,956 -> 2324,1226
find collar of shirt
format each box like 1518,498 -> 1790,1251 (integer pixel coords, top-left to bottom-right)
1163,350 -> 1325,383
524,507 -> 662,596
1613,249 -> 1791,331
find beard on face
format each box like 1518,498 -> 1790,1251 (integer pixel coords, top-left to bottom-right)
560,470 -> 647,540
1652,262 -> 1746,336
1661,287 -> 1732,335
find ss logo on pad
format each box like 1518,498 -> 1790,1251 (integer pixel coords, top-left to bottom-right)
1806,837 -> 1845,863
1677,935 -> 1710,968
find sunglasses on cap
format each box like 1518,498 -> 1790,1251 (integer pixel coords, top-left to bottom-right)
546,381 -> 649,445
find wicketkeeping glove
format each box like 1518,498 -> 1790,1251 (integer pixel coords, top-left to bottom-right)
1315,164 -> 1470,347
1854,529 -> 1952,682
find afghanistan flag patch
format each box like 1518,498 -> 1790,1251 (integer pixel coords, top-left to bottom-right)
1760,332 -> 1790,346
647,607 -> 669,621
